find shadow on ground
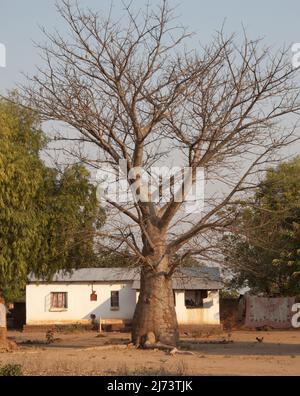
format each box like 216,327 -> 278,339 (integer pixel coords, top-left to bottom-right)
179,339 -> 300,356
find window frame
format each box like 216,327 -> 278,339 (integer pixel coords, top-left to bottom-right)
184,290 -> 208,309
110,290 -> 120,310
49,292 -> 68,311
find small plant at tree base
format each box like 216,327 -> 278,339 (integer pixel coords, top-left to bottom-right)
0,363 -> 23,376
45,329 -> 55,344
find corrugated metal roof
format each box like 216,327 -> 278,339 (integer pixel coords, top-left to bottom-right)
132,267 -> 222,290
28,268 -> 139,283
175,266 -> 223,289
28,266 -> 222,289
178,267 -> 221,282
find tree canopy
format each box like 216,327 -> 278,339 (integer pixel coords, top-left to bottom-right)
0,98 -> 104,300
0,98 -> 46,297
223,157 -> 300,296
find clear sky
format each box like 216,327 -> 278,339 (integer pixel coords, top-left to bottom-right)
1,0 -> 300,92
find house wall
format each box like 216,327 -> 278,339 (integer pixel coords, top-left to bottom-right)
175,290 -> 220,325
27,282 -> 220,326
135,290 -> 220,325
26,282 -> 136,325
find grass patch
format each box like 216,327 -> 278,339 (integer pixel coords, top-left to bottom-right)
0,363 -> 23,376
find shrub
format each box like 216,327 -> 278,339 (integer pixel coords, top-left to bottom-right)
0,363 -> 23,376
45,329 -> 55,344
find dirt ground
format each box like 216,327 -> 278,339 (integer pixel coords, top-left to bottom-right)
1,329 -> 300,375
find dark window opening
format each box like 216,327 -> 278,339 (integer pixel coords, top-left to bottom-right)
50,292 -> 68,309
185,290 -> 208,308
111,291 -> 119,309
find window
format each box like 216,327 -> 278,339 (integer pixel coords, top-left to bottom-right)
185,290 -> 208,308
50,292 -> 68,310
111,291 -> 119,310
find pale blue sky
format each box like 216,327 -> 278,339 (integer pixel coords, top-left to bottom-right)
1,0 -> 300,93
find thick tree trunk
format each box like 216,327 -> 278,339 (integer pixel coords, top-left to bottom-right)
0,296 -> 16,351
0,296 -> 8,349
131,264 -> 179,346
0,327 -> 7,344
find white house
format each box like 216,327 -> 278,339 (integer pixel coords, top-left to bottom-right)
26,267 -> 223,330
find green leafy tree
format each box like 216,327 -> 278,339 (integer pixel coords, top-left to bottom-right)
94,252 -> 137,268
0,98 -> 104,299
0,98 -> 105,347
0,98 -> 45,295
223,157 -> 300,296
33,164 -> 105,279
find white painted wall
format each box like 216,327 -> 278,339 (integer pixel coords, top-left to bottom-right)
26,282 -> 220,325
135,290 -> 220,325
26,282 -> 136,325
174,290 -> 220,325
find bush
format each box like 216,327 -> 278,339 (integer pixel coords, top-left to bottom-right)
45,329 -> 55,344
0,363 -> 23,376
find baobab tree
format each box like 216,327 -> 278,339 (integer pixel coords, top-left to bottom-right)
22,0 -> 300,345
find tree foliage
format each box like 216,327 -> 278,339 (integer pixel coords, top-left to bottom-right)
0,98 -> 104,299
0,98 -> 45,295
32,163 -> 105,279
223,157 -> 300,296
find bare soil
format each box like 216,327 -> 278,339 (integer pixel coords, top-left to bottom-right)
1,329 -> 300,375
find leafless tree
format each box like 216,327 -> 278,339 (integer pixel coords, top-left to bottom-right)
22,0 -> 300,345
